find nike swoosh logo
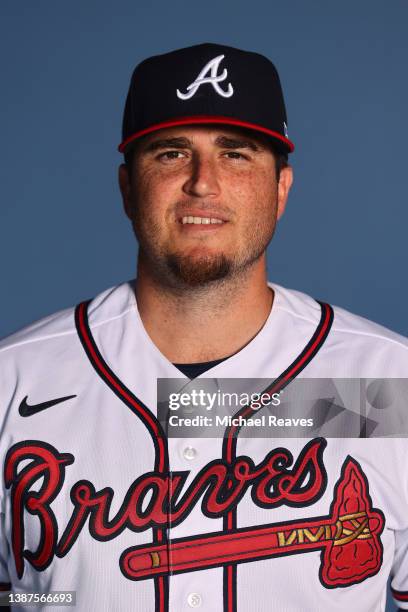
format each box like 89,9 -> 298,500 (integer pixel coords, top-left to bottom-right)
19,394 -> 77,417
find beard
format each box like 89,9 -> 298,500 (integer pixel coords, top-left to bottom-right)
136,229 -> 275,290
132,202 -> 277,289
166,251 -> 231,286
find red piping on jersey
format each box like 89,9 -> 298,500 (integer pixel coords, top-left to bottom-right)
76,302 -> 167,472
222,300 -> 334,612
118,115 -> 295,153
227,567 -> 234,612
75,300 -> 169,612
224,301 -> 333,463
158,578 -> 165,612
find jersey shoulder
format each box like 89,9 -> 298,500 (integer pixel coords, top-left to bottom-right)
0,280 -> 135,358
0,305 -> 76,356
0,281 -> 136,426
272,282 -> 408,378
273,282 -> 408,349
330,301 -> 408,349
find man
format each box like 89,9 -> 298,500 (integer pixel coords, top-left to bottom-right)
0,43 -> 407,612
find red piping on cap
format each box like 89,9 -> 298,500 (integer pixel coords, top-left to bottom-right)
118,115 -> 295,153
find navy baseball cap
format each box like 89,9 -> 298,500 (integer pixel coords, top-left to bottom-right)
118,43 -> 294,155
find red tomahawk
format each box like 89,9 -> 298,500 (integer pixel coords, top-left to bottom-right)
120,457 -> 384,588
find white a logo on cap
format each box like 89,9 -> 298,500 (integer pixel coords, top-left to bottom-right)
176,54 -> 234,100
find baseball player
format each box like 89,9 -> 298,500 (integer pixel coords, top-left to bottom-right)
1,43 -> 408,612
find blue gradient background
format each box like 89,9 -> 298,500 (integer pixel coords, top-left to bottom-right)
0,2 -> 406,609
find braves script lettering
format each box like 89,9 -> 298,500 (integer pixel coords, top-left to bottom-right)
4,439 -> 326,578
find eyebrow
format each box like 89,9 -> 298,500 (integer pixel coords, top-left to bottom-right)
215,136 -> 261,151
142,135 -> 262,153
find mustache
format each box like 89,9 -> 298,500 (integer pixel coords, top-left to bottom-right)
173,201 -> 234,218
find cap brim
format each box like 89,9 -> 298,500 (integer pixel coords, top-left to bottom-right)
118,115 -> 294,154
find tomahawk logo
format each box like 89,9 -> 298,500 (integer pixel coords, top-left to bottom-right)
176,54 -> 234,100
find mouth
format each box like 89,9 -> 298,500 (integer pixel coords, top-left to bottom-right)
180,216 -> 225,225
176,211 -> 229,232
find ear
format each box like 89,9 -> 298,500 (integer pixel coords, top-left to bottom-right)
118,163 -> 134,219
276,165 -> 293,221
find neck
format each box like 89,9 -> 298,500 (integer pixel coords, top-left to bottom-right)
134,256 -> 273,363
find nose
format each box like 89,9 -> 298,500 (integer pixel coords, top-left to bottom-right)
182,154 -> 221,198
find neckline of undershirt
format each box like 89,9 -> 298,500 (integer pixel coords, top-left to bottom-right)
173,355 -> 232,379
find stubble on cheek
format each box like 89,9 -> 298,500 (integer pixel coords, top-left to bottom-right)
233,175 -> 279,268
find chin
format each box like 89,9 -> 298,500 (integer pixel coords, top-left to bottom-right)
166,251 -> 232,286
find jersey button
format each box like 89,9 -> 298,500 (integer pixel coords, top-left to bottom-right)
187,592 -> 202,608
183,446 -> 197,461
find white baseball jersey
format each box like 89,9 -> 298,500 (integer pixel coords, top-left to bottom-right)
1,280 -> 408,611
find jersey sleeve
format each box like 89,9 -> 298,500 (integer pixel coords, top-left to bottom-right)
0,350 -> 12,594
0,445 -> 11,592
389,440 -> 408,611
0,506 -> 11,591
390,527 -> 408,610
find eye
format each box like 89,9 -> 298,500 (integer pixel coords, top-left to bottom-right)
157,150 -> 187,162
223,151 -> 249,160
